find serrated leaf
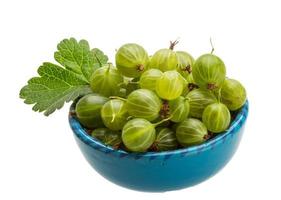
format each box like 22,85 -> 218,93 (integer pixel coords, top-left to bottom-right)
20,62 -> 92,116
54,38 -> 108,81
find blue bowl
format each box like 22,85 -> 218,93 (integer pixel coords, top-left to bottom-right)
69,101 -> 249,192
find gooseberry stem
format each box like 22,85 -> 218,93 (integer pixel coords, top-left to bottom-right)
129,81 -> 139,85
153,117 -> 172,127
169,38 -> 180,50
109,96 -> 127,101
210,38 -> 215,54
217,88 -> 222,103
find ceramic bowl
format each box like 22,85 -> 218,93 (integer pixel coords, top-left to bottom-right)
69,100 -> 248,192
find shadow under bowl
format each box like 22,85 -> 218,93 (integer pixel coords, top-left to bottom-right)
69,100 -> 249,192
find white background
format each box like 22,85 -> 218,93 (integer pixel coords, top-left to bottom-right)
0,0 -> 280,199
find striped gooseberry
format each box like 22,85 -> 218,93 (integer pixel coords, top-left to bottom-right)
220,78 -> 247,111
160,96 -> 190,123
152,128 -> 178,151
176,51 -> 194,79
186,88 -> 217,118
192,54 -> 226,90
126,89 -> 162,121
101,99 -> 129,130
115,43 -> 149,78
139,69 -> 163,91
91,128 -> 122,149
155,70 -> 183,100
75,94 -> 108,128
202,102 -> 231,133
149,40 -> 179,71
176,118 -> 209,147
122,118 -> 156,152
90,64 -> 123,97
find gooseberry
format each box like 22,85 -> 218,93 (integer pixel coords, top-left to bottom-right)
91,128 -> 122,148
101,99 -> 129,130
90,64 -> 123,97
186,88 -> 217,118
160,97 -> 190,122
122,118 -> 156,152
152,128 -> 178,151
176,51 -> 194,79
202,102 -> 231,133
220,78 -> 247,111
115,43 -> 149,78
155,70 -> 183,100
176,118 -> 208,147
126,89 -> 162,121
139,69 -> 163,91
192,54 -> 226,90
149,41 -> 179,71
75,94 -> 108,128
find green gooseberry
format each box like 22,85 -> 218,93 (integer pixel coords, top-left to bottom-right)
115,43 -> 149,78
75,94 -> 109,129
186,88 -> 217,118
152,128 -> 178,151
122,118 -> 156,152
126,89 -> 162,121
220,78 -> 247,111
149,41 -> 179,72
155,70 -> 183,100
176,118 -> 208,147
90,64 -> 123,97
101,99 -> 129,131
202,102 -> 231,133
91,128 -> 122,148
139,69 -> 163,91
160,96 -> 190,123
176,51 -> 194,79
192,54 -> 226,90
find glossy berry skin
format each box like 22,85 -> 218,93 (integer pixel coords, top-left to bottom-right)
202,102 -> 231,133
220,78 -> 247,111
126,89 -> 162,121
90,64 -> 123,97
192,54 -> 226,90
122,118 -> 156,152
176,51 -> 194,79
186,88 -> 217,118
168,96 -> 190,122
115,43 -> 149,78
156,70 -> 183,100
153,128 -> 178,151
139,69 -> 163,91
176,118 -> 208,147
101,99 -> 129,131
149,49 -> 178,71
75,94 -> 109,129
91,128 -> 122,148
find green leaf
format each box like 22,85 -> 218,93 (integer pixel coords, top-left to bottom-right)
54,38 -> 108,81
20,62 -> 92,116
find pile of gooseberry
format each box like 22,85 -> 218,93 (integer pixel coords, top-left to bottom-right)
74,40 -> 247,153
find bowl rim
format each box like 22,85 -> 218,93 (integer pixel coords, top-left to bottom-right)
69,100 -> 248,159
